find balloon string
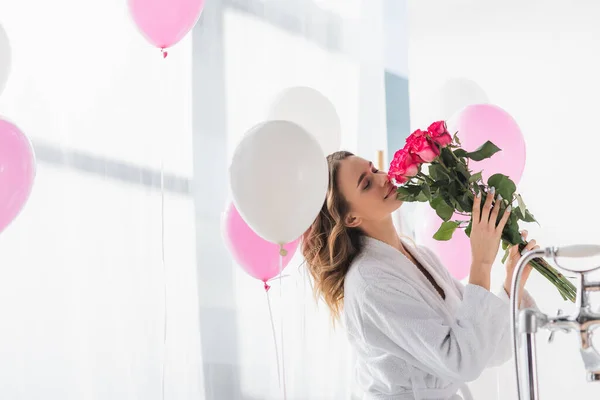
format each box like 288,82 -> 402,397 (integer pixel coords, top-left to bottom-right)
161,161 -> 167,400
159,51 -> 168,400
265,286 -> 281,387
268,274 -> 290,282
279,245 -> 287,400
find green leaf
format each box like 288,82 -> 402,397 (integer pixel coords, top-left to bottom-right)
516,194 -> 527,216
447,180 -> 463,200
420,183 -> 431,200
455,162 -> 470,181
502,212 -> 523,245
396,184 -> 432,203
487,173 -> 517,201
469,171 -> 483,184
514,206 -> 524,219
454,149 -> 468,158
465,220 -> 472,237
503,227 -> 522,246
464,141 -> 501,161
395,185 -> 421,202
449,197 -> 462,211
457,193 -> 473,213
524,210 -> 539,225
453,132 -> 462,146
415,191 -> 429,202
428,164 -> 450,181
433,221 -> 460,241
441,148 -> 455,167
430,196 -> 455,221
513,205 -> 539,225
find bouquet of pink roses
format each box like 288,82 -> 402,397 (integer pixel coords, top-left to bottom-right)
389,121 -> 576,302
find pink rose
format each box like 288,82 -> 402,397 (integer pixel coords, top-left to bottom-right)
427,120 -> 453,147
427,121 -> 446,135
391,174 -> 410,185
388,148 -> 420,184
406,130 -> 439,162
409,128 -> 427,138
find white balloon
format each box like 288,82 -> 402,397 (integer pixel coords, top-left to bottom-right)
229,120 -> 328,244
268,86 -> 341,156
0,24 -> 11,96
436,78 -> 489,120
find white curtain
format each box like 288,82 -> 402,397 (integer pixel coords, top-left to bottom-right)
0,0 -> 202,399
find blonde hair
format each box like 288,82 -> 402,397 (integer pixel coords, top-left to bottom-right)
302,151 -> 364,321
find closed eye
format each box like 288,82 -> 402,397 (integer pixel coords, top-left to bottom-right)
364,169 -> 379,190
360,162 -> 379,191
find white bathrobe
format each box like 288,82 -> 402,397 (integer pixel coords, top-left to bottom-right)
343,236 -> 536,400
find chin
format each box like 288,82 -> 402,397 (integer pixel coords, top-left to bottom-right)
385,199 -> 403,214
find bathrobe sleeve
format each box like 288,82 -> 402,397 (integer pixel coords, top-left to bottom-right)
419,245 -> 538,310
361,281 -> 511,383
484,285 -> 538,367
418,245 -> 538,368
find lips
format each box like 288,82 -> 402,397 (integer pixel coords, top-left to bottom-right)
384,185 -> 396,199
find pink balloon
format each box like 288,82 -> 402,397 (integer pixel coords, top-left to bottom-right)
449,104 -> 526,185
222,202 -> 300,285
0,118 -> 36,234
415,209 -> 471,281
128,0 -> 204,52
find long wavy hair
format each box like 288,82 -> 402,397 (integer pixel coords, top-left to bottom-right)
302,151 -> 364,321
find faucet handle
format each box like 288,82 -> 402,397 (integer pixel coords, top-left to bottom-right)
548,309 -> 565,344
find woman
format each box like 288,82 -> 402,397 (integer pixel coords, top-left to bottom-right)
302,151 -> 538,400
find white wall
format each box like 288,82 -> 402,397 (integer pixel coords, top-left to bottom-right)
408,1 -> 600,398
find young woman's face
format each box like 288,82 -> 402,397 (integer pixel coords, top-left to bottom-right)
337,156 -> 403,227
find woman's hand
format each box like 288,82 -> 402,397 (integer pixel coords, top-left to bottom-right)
468,188 -> 511,290
503,230 -> 539,299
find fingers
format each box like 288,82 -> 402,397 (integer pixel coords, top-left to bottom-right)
524,239 -> 540,272
510,239 -> 540,267
521,230 -> 529,241
496,203 -> 512,233
489,193 -> 502,226
509,244 -> 519,259
481,187 -> 495,225
524,239 -> 538,252
472,190 -> 482,224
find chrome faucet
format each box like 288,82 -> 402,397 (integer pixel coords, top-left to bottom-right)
510,245 -> 600,399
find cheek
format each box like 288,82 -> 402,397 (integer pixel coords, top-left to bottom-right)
363,192 -> 389,217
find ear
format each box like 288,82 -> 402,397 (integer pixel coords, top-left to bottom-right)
345,214 -> 362,228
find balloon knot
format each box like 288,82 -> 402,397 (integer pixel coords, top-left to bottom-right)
264,282 -> 271,292
161,49 -> 168,58
279,245 -> 288,257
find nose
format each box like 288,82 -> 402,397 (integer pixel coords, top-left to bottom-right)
376,172 -> 388,187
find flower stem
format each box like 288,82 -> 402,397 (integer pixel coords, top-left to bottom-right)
417,172 -> 435,185
517,242 -> 577,302
449,148 -> 465,164
436,157 -> 472,194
